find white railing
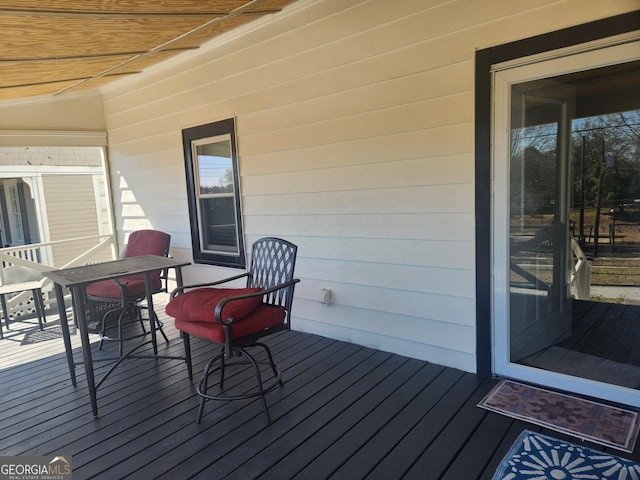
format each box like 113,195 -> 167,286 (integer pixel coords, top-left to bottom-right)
0,234 -> 117,312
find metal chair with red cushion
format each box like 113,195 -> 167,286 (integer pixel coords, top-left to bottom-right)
85,229 -> 171,356
165,237 -> 300,423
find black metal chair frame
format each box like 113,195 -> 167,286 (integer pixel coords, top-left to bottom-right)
87,232 -> 171,357
91,280 -> 170,356
170,237 -> 299,423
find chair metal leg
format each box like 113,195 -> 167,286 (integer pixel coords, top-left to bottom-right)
196,352 -> 224,424
254,341 -> 283,387
219,349 -> 228,390
196,374 -> 208,425
194,345 -> 278,424
31,288 -> 46,329
182,332 -> 193,381
38,290 -> 46,324
98,308 -> 120,351
98,305 -> 129,352
99,308 -> 113,350
151,311 -> 170,345
97,303 -> 169,356
136,306 -> 146,333
115,306 -> 144,356
196,394 -> 207,424
239,348 -> 271,423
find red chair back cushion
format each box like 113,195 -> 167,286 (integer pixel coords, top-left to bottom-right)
125,229 -> 169,258
124,229 -> 170,283
165,287 -> 263,323
85,229 -> 170,300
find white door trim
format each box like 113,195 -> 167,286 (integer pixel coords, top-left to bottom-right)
492,40 -> 640,407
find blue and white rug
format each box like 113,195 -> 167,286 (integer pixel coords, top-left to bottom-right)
493,430 -> 640,480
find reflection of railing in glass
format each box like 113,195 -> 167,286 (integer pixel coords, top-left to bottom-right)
570,237 -> 591,300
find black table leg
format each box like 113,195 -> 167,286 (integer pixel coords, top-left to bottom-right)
73,285 -> 99,417
55,283 -> 76,387
143,272 -> 158,355
175,266 -> 184,290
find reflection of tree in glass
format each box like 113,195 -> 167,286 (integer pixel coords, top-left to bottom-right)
198,155 -> 233,195
510,123 -> 558,212
510,110 -> 640,213
201,168 -> 233,194
572,111 -> 640,209
221,168 -> 233,189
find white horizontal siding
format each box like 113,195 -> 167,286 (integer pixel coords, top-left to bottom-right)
243,185 -> 472,215
244,213 -> 474,241
42,174 -> 111,266
240,127 -> 473,175
99,0 -> 638,373
271,236 -> 474,270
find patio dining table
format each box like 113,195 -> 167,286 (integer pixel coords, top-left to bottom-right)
43,255 -> 190,417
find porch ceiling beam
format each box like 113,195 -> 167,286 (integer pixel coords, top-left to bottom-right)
0,47 -> 198,64
0,72 -> 138,90
0,8 -> 280,19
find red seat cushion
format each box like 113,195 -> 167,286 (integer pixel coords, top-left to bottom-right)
174,304 -> 286,344
86,276 -> 155,299
165,287 -> 263,324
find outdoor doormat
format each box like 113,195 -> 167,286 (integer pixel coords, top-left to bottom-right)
478,380 -> 640,452
21,324 -> 76,345
492,430 -> 640,480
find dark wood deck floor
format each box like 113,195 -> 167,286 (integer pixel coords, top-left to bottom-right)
1,298 -> 639,479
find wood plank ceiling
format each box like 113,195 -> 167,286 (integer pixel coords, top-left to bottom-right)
0,0 -> 298,101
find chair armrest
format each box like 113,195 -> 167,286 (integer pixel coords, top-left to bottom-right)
169,272 -> 250,299
214,278 -> 300,325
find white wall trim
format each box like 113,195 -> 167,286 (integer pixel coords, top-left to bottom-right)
0,130 -> 107,147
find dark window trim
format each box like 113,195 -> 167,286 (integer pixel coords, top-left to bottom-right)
182,118 -> 246,268
474,11 -> 640,377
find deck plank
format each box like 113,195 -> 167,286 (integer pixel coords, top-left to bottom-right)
155,345 -> 386,479
329,363 -> 451,479
1,302 -> 636,480
221,357 -> 429,480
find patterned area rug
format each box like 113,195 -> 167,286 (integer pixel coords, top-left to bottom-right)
479,380 -> 640,452
492,430 -> 640,480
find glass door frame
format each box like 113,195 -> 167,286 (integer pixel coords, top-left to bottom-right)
491,39 -> 640,407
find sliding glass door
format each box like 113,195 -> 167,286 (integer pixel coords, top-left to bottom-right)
493,40 -> 640,407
